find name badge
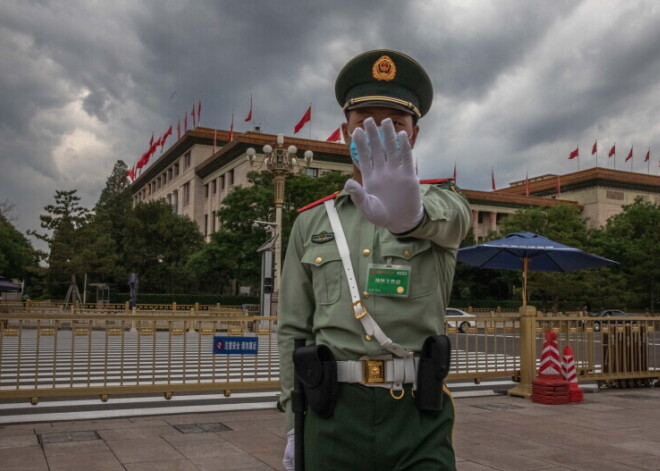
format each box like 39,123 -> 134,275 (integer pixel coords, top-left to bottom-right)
366,264 -> 411,297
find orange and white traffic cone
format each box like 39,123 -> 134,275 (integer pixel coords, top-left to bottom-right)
532,330 -> 569,404
562,345 -> 584,402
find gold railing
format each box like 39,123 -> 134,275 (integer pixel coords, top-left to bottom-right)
0,312 -> 278,404
1,307 -> 657,404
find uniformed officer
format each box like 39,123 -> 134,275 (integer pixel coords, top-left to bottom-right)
278,50 -> 471,470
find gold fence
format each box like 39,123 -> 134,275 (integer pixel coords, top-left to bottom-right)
0,312 -> 278,404
0,306 -> 658,404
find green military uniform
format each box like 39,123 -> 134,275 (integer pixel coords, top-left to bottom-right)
278,50 -> 471,470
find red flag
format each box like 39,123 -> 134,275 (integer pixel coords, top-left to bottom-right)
136,151 -> 148,170
148,133 -> 154,148
491,168 -> 496,190
191,103 -> 196,128
644,149 -> 650,162
592,141 -> 597,155
160,126 -> 173,151
453,162 -> 457,183
184,113 -> 188,133
525,172 -> 530,197
244,96 -> 253,122
326,127 -> 341,142
568,147 -> 579,159
177,120 -> 181,140
608,144 -> 616,157
625,146 -> 633,162
197,100 -> 202,125
294,105 -> 311,134
556,175 -> 561,194
228,113 -> 234,141
125,163 -> 136,183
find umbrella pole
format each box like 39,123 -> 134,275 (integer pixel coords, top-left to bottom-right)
522,257 -> 529,307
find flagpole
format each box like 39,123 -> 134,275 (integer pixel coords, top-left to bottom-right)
309,103 -> 312,140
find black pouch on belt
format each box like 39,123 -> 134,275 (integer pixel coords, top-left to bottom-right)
415,334 -> 451,412
293,344 -> 337,419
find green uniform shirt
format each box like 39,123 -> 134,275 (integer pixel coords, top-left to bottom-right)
278,182 -> 471,430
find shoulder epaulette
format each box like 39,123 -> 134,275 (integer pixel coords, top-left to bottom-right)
420,178 -> 453,185
297,191 -> 341,213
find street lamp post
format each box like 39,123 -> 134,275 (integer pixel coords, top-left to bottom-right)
247,135 -> 313,313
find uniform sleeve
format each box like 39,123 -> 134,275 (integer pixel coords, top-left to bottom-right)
396,184 -> 471,249
277,216 -> 316,432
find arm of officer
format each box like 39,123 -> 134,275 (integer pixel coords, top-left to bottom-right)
394,183 -> 471,250
277,216 -> 315,432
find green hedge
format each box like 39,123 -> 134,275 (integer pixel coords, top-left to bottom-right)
110,293 -> 259,306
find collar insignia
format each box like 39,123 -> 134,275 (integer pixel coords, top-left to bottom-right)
372,55 -> 396,81
311,231 -> 334,244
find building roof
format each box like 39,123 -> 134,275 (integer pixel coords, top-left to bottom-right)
463,189 -> 580,210
131,127 -> 351,189
496,167 -> 660,197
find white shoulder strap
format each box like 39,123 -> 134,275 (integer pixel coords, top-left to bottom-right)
324,200 -> 411,358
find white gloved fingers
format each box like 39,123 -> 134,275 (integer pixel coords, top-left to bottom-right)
344,179 -> 367,205
283,430 -> 295,471
379,118 -> 401,170
363,117 -> 386,169
398,130 -> 416,175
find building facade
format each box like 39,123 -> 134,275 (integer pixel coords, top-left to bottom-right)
131,128 -> 660,242
131,127 -> 353,241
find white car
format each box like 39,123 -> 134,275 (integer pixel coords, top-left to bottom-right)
445,308 -> 477,333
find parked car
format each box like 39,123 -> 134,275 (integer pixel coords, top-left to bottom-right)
445,308 -> 477,333
589,309 -> 633,332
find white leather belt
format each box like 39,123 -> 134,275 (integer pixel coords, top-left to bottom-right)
337,356 -> 419,393
324,200 -> 412,360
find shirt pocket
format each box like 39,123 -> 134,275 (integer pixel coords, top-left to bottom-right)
301,244 -> 343,305
380,238 -> 437,299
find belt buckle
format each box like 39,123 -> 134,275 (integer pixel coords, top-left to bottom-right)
362,360 -> 385,384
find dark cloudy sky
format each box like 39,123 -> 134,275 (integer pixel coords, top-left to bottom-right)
2,0 -> 660,245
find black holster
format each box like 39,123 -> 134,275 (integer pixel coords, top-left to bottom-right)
293,344 -> 337,419
415,334 -> 451,412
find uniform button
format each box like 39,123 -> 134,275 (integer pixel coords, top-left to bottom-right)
363,291 -> 370,299
362,249 -> 371,256
403,249 -> 413,258
315,257 -> 323,264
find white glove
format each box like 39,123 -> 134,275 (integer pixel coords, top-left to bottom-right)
344,117 -> 424,234
282,429 -> 295,471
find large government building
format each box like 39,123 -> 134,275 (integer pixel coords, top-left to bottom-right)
131,127 -> 660,242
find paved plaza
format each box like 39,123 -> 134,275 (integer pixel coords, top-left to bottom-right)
0,387 -> 659,470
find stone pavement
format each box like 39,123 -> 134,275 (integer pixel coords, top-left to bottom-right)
1,387 -> 659,470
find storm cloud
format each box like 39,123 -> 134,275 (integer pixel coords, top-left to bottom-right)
1,0 -> 659,246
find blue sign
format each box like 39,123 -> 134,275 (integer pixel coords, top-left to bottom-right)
213,336 -> 259,355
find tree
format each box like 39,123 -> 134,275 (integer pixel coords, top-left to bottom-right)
591,198 -> 660,312
122,200 -> 204,293
28,190 -> 92,297
0,206 -> 38,283
194,171 -> 348,292
86,160 -> 134,286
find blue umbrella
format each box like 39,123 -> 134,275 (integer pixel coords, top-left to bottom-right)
457,232 -> 618,306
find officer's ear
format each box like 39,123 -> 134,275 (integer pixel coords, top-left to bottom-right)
409,124 -> 420,149
341,121 -> 351,144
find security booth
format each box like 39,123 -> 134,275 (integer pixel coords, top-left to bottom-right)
89,283 -> 111,308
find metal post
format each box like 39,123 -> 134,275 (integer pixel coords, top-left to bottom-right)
508,304 -> 537,398
273,174 -> 285,313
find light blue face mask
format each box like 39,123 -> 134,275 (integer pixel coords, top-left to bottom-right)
349,126 -> 401,168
